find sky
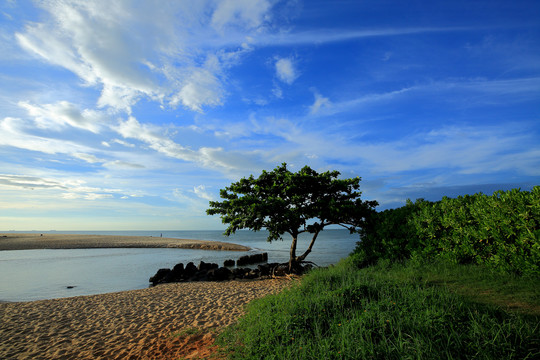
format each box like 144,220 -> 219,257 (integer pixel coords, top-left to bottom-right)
0,0 -> 539,231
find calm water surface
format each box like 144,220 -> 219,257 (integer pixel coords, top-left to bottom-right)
0,230 -> 359,302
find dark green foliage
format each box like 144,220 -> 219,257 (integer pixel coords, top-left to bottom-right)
207,163 -> 377,270
356,198 -> 426,266
354,186 -> 540,276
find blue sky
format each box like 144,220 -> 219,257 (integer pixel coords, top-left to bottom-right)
0,0 -> 539,231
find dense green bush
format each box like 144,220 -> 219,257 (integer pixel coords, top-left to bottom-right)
355,187 -> 540,276
355,199 -> 426,266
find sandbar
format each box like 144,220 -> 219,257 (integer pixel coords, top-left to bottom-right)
0,278 -> 295,359
0,233 -> 250,251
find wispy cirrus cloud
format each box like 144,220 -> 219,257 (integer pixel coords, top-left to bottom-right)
257,26 -> 477,47
0,174 -> 68,190
0,116 -> 94,155
0,173 -> 127,201
113,116 -> 270,173
307,76 -> 540,117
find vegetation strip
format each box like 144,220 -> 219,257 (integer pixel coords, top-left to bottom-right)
219,259 -> 539,360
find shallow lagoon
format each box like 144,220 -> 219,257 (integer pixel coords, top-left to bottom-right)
0,229 -> 358,301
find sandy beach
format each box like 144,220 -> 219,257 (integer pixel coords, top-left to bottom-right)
0,233 -> 287,358
0,278 -> 294,359
0,233 -> 250,251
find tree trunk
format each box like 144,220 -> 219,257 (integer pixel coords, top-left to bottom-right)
288,233 -> 298,273
288,230 -> 320,273
296,230 -> 320,262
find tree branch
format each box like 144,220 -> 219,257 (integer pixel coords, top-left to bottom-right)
296,229 -> 320,262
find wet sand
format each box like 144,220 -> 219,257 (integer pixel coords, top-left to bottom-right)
0,233 -> 250,251
0,278 -> 294,359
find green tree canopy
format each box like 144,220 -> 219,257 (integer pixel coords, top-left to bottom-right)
207,163 -> 378,272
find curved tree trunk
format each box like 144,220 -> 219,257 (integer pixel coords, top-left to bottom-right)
288,230 -> 320,273
296,230 -> 320,263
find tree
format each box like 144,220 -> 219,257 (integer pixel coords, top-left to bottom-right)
207,163 -> 378,272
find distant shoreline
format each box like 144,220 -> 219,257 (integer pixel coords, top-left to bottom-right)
0,233 -> 251,251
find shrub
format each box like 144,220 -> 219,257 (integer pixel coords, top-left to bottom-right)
355,187 -> 540,276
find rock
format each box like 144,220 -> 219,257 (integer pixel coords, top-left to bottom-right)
150,255 -> 274,285
149,268 -> 171,285
236,255 -> 249,266
272,264 -> 289,277
171,263 -> 185,278
207,267 -> 232,281
257,263 -> 272,276
184,262 -> 197,278
232,267 -> 250,279
245,269 -> 260,279
163,270 -> 178,283
224,259 -> 235,267
237,252 -> 268,266
198,261 -> 218,272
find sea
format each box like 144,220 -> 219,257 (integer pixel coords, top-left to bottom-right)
0,229 -> 360,302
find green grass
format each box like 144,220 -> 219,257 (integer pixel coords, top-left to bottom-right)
218,258 -> 540,359
401,257 -> 540,316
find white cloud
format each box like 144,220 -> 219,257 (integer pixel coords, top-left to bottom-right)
0,116 -> 93,155
171,68 -> 224,112
113,116 -> 270,173
272,85 -> 283,99
103,160 -> 145,169
112,139 -> 135,148
15,1 -> 158,112
62,192 -> 113,200
211,0 -> 272,31
0,173 -> 124,201
0,174 -> 68,190
73,153 -> 102,164
18,101 -> 105,133
258,26 -> 475,47
275,57 -> 298,84
172,188 -> 210,212
193,184 -> 213,200
114,116 -> 197,162
97,84 -> 142,114
309,92 -> 331,115
14,0 -> 276,113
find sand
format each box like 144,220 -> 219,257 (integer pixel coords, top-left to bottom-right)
0,278 -> 295,359
0,233 -> 284,358
0,233 -> 250,251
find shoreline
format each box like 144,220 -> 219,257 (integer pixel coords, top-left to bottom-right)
0,233 -> 251,251
0,278 -> 295,359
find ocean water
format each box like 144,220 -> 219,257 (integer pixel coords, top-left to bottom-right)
0,229 -> 359,302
